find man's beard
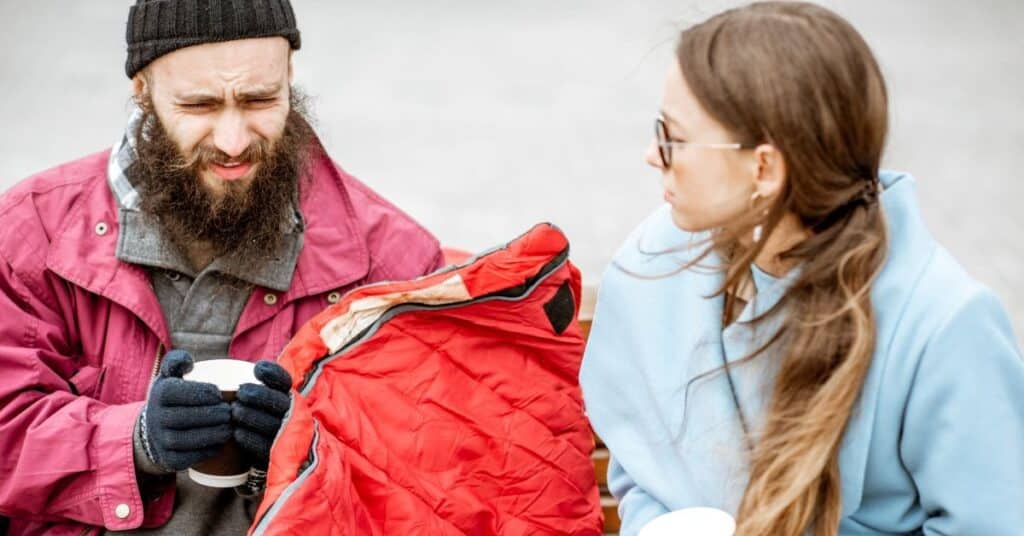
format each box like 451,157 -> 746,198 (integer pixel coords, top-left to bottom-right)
131,90 -> 314,265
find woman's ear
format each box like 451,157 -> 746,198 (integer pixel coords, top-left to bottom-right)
752,144 -> 787,200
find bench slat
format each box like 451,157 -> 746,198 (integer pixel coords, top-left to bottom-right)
601,496 -> 621,533
593,447 -> 609,489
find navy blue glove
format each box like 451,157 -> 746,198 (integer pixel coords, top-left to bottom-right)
232,361 -> 292,470
139,350 -> 232,472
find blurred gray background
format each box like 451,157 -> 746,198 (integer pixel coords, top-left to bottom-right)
1,1 -> 1022,339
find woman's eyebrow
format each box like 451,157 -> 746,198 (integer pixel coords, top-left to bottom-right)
659,109 -> 688,136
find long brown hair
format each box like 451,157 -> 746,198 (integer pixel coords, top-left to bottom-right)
675,3 -> 889,534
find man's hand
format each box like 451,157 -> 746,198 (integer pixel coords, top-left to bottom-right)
139,350 -> 232,473
232,361 -> 293,470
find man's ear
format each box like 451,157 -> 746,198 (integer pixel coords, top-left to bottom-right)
751,144 -> 787,201
131,71 -> 148,100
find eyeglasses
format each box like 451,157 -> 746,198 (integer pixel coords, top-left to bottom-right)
655,115 -> 755,168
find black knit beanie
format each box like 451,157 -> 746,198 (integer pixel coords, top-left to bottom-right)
126,0 -> 301,78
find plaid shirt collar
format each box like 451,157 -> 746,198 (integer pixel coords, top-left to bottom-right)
107,109 -> 143,210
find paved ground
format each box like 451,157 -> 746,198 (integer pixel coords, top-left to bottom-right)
2,1 -> 1022,339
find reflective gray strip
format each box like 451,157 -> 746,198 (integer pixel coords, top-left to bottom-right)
251,421 -> 321,536
299,253 -> 570,396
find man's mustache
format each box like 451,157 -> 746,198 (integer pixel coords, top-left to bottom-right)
171,139 -> 273,173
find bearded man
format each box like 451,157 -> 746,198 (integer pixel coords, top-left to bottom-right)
0,1 -> 443,534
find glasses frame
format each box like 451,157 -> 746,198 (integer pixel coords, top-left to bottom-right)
655,115 -> 756,168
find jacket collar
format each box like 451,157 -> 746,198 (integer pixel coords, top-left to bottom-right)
283,139 -> 370,298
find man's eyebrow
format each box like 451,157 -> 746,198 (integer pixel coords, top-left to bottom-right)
237,84 -> 284,100
176,92 -> 222,104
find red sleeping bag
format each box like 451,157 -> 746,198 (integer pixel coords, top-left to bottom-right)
250,224 -> 603,535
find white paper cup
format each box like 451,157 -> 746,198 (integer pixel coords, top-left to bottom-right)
183,359 -> 258,392
183,359 -> 258,488
638,507 -> 736,536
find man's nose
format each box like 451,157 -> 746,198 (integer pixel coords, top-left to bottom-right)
212,112 -> 252,159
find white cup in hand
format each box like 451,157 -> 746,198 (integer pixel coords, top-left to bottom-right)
638,507 -> 736,536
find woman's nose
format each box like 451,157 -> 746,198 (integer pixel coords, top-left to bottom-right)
645,139 -> 665,169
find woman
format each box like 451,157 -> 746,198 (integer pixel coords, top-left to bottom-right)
579,2 -> 1024,535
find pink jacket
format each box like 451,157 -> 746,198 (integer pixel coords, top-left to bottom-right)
0,145 -> 443,535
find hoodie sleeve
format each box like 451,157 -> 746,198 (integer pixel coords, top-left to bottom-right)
900,287 -> 1024,534
608,456 -> 670,535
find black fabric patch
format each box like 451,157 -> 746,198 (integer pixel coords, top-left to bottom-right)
543,281 -> 576,335
484,247 -> 570,299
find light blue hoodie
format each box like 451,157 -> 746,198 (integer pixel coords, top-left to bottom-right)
580,171 -> 1024,535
